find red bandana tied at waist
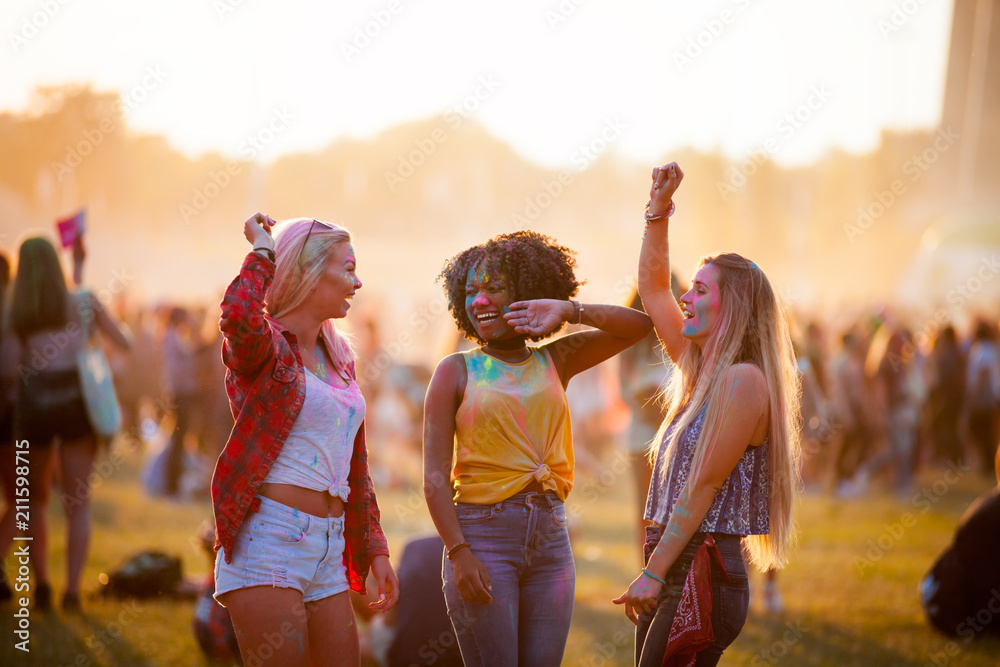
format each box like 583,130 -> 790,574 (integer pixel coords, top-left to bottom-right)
661,534 -> 730,667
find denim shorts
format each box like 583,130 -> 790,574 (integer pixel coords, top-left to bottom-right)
214,496 -> 349,604
15,368 -> 94,445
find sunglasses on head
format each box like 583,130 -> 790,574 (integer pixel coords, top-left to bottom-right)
299,218 -> 338,269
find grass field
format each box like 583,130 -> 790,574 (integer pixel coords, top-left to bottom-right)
2,441 -> 999,667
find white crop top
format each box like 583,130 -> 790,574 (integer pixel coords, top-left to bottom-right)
262,366 -> 366,501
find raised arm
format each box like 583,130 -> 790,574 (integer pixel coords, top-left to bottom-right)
90,295 -> 132,351
505,300 -> 651,386
422,353 -> 493,605
70,231 -> 131,350
615,363 -> 768,623
638,163 -> 688,364
219,213 -> 278,376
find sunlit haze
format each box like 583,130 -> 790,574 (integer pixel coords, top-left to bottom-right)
2,0 -> 952,168
3,0 -> 992,356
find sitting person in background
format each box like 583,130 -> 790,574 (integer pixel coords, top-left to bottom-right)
920,447 -> 1000,640
192,519 -> 240,664
355,534 -> 464,667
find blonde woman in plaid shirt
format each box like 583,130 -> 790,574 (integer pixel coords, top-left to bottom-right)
213,213 -> 398,667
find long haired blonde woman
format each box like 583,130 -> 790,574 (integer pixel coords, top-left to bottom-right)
213,214 -> 398,666
614,164 -> 801,666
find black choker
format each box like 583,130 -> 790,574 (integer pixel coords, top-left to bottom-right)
484,336 -> 527,351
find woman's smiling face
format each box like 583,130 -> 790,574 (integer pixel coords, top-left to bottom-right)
465,264 -> 517,342
679,263 -> 723,345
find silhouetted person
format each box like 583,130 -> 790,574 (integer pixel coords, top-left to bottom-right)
928,326 -> 966,465
162,306 -> 198,497
384,535 -> 464,667
7,235 -> 130,611
965,319 -> 999,476
921,447 -> 1000,639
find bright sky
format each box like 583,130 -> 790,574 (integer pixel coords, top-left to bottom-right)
1,0 -> 954,169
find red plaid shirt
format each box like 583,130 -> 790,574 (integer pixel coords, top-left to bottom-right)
212,251 -> 389,594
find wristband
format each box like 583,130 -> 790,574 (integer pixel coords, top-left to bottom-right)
641,568 -> 667,585
644,199 -> 675,222
253,246 -> 276,263
569,300 -> 584,325
447,541 -> 471,560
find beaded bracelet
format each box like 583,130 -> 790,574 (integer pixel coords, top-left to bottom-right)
641,568 -> 667,585
644,199 -> 676,222
446,541 -> 471,560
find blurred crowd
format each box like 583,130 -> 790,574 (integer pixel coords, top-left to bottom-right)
95,294 -> 1000,504
0,232 -> 998,664
792,313 -> 1000,496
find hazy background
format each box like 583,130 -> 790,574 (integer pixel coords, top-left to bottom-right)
2,0 -> 998,364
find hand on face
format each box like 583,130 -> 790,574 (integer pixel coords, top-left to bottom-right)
649,162 -> 684,215
503,299 -> 573,337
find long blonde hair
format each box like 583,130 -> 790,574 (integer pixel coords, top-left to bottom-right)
650,253 -> 801,571
266,217 -> 355,374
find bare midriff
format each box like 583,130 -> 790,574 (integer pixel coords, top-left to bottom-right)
258,483 -> 345,518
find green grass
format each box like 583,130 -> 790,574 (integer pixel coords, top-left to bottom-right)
2,442 -> 999,666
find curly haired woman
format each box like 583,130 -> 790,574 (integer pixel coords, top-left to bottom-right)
614,164 -> 801,666
422,230 -> 652,667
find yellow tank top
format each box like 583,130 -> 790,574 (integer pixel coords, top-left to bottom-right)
453,346 -> 574,503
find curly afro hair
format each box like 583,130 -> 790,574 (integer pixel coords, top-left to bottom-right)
438,230 -> 583,344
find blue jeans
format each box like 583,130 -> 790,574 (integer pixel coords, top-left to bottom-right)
442,491 -> 575,667
635,528 -> 749,667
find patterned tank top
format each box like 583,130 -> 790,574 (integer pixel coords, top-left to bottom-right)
644,405 -> 770,535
